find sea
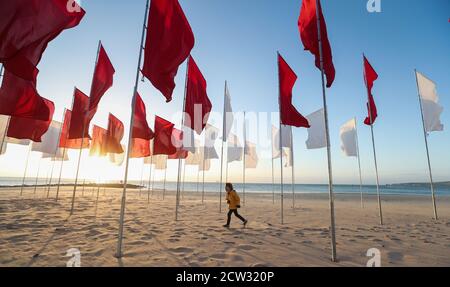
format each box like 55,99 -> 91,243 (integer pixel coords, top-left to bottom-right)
1,177 -> 450,196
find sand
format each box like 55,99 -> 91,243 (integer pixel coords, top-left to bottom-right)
0,185 -> 449,267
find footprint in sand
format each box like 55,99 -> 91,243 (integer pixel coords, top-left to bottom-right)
238,244 -> 255,251
169,247 -> 194,254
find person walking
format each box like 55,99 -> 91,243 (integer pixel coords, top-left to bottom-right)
223,183 -> 248,228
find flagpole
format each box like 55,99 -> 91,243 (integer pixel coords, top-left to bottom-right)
55,146 -> 67,201
202,144 -> 206,203
163,159 -> 167,200
291,127 -> 295,209
175,56 -> 190,221
0,117 -> 10,158
277,52 -> 284,225
363,54 -> 383,225
243,111 -> 246,206
46,158 -> 56,198
20,145 -> 32,196
115,0 -> 150,258
147,155 -> 153,204
33,157 -> 42,195
196,168 -> 200,193
139,159 -> 145,196
181,160 -> 186,200
71,41 -> 102,215
271,127 -> 275,204
56,108 -> 70,201
354,118 -> 364,208
218,81 -> 227,213
315,0 -> 337,261
414,69 -> 438,220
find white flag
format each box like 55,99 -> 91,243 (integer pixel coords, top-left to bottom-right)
272,126 -> 291,159
245,141 -> 258,169
227,133 -> 243,163
6,137 -> 30,146
154,155 -> 167,170
285,147 -> 294,168
340,118 -> 358,157
199,158 -> 211,171
306,108 -> 326,150
43,150 -> 69,161
182,126 -> 196,153
0,115 -> 8,155
109,145 -> 126,166
223,83 -> 234,141
32,121 -> 62,155
416,71 -> 444,133
185,140 -> 202,165
204,124 -> 219,160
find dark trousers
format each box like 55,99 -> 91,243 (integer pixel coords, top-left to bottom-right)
227,209 -> 246,225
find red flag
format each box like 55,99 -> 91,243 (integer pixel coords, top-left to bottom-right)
153,116 -> 177,156
105,113 -> 124,154
298,0 -> 335,88
59,109 -> 89,149
278,53 -> 310,128
7,98 -> 55,142
142,0 -> 195,102
68,88 -> 90,139
0,70 -> 53,121
184,56 -> 212,135
0,0 -> 85,81
90,125 -> 108,157
130,93 -> 154,158
89,44 -> 115,112
130,138 -> 151,159
132,93 -> 154,140
363,56 -> 379,126
168,128 -> 188,159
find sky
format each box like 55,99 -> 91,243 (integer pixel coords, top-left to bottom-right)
0,0 -> 449,185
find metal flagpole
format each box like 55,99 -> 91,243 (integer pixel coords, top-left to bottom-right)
218,81 -> 227,213
56,108 -> 69,201
202,144 -> 206,203
71,41 -> 101,215
33,158 -> 42,195
20,145 -> 32,196
363,54 -> 383,225
163,159 -> 167,200
175,57 -> 190,221
82,179 -> 86,197
277,52 -> 284,225
181,160 -> 186,200
196,167 -> 200,193
291,127 -> 295,209
414,69 -> 438,220
115,0 -> 150,258
243,112 -> 246,206
0,117 -> 10,158
139,159 -> 145,196
271,126 -> 275,204
315,0 -> 337,261
46,158 -> 56,198
354,118 -> 364,208
147,155 -> 153,203
55,146 -> 67,202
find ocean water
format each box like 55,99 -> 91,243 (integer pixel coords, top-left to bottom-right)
1,177 -> 450,196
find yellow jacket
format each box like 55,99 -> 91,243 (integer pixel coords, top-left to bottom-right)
226,190 -> 240,210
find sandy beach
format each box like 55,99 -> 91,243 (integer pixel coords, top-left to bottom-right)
0,186 -> 449,267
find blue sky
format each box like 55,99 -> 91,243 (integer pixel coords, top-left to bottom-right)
1,0 -> 449,185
